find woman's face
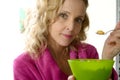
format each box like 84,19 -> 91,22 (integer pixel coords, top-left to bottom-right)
48,0 -> 86,47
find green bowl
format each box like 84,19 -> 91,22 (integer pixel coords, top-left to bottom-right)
68,59 -> 114,80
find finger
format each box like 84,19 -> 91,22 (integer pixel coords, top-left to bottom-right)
68,75 -> 75,80
108,32 -> 120,46
114,21 -> 120,30
108,78 -> 112,80
108,38 -> 120,47
112,48 -> 120,55
111,28 -> 120,37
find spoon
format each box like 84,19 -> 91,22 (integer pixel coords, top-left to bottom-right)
96,30 -> 114,35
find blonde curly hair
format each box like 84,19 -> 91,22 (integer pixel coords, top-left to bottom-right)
23,0 -> 89,57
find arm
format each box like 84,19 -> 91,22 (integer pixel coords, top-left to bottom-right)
102,22 -> 120,80
111,68 -> 118,80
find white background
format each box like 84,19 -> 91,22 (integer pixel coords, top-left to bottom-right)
0,0 -> 116,80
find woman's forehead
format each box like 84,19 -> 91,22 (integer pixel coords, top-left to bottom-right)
58,0 -> 86,16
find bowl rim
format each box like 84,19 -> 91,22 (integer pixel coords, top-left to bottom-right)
68,59 -> 114,63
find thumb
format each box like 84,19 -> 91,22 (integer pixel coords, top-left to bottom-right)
114,21 -> 120,30
68,75 -> 75,80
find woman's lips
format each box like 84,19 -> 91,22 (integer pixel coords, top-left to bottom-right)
63,34 -> 73,39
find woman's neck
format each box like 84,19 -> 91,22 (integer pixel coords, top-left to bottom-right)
48,43 -> 72,75
48,44 -> 68,57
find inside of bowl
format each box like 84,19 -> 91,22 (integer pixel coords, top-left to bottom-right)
68,59 -> 114,62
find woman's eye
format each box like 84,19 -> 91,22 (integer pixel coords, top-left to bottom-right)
75,18 -> 83,24
59,13 -> 68,19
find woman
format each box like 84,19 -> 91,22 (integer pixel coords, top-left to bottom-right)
14,0 -> 120,80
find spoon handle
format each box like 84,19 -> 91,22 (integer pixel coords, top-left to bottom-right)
104,30 -> 114,34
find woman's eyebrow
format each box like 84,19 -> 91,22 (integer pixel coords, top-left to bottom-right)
59,10 -> 70,14
77,16 -> 84,19
59,10 -> 85,19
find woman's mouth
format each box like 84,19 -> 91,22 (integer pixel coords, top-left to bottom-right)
63,34 -> 73,39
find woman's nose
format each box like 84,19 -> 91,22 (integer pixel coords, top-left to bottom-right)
66,21 -> 74,31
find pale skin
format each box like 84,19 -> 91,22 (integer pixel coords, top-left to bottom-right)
47,0 -> 120,80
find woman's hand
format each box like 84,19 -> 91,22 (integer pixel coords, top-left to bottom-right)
102,21 -> 120,59
68,75 -> 75,80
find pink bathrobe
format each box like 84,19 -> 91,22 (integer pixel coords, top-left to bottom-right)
13,43 -> 118,80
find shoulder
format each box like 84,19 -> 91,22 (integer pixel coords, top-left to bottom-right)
77,42 -> 97,50
13,52 -> 35,69
77,42 -> 99,58
13,52 -> 40,80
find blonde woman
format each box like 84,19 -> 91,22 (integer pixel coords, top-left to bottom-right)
14,0 -> 120,80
